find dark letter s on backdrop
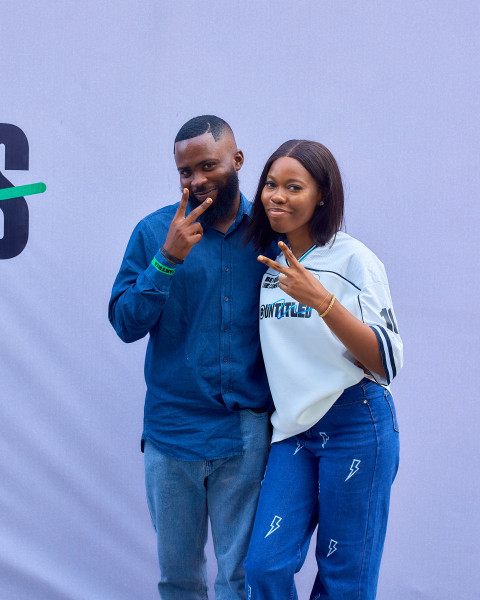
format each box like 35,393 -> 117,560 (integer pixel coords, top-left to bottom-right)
0,123 -> 30,259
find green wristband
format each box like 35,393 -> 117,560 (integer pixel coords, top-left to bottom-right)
152,257 -> 175,276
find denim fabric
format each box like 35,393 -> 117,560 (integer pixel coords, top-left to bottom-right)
144,409 -> 270,600
245,380 -> 399,600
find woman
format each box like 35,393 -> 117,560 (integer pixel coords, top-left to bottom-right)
244,140 -> 403,600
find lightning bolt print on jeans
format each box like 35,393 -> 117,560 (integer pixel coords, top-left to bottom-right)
244,379 -> 400,600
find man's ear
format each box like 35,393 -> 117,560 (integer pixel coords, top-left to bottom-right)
233,150 -> 244,171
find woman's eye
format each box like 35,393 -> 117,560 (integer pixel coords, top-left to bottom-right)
289,185 -> 302,191
265,181 -> 275,188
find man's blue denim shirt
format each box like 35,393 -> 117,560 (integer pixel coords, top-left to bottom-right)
109,195 -> 274,460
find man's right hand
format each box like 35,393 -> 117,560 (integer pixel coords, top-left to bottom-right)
163,188 -> 212,261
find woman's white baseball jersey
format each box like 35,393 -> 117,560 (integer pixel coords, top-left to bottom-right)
259,231 -> 403,443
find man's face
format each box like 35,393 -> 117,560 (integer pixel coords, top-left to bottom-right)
174,132 -> 243,225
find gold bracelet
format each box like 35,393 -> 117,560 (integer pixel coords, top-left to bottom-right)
319,294 -> 335,318
316,292 -> 330,315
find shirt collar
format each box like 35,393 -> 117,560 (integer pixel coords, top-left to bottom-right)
236,192 -> 251,223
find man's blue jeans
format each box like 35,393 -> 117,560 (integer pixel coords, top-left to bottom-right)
244,380 -> 400,600
144,409 -> 270,600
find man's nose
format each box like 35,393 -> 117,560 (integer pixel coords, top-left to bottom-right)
191,171 -> 208,189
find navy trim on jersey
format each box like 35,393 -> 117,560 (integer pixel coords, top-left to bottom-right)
370,324 -> 397,384
357,296 -> 364,320
376,324 -> 397,380
305,268 -> 361,291
370,326 -> 391,385
285,245 -> 317,267
356,299 -> 384,386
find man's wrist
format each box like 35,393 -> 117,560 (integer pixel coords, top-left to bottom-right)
151,257 -> 176,276
160,246 -> 184,265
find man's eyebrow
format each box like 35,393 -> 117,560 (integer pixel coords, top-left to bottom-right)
177,158 -> 218,171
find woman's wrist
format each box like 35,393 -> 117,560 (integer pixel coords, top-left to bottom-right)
318,294 -> 336,318
316,290 -> 331,315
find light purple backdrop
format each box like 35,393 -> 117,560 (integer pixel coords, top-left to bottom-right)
1,1 -> 479,598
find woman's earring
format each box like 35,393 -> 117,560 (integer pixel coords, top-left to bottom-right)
319,201 -> 324,206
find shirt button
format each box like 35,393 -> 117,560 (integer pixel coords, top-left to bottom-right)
224,296 -> 229,302
224,266 -> 230,272
223,357 -> 229,362
223,326 -> 229,332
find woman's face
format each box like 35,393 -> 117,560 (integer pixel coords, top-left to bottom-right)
261,156 -> 322,241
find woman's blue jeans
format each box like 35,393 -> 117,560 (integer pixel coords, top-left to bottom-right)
144,409 -> 270,600
244,380 -> 400,600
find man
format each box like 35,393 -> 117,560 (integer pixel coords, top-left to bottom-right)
108,115 -> 274,600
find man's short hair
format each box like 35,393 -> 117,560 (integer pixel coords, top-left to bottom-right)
174,115 -> 233,146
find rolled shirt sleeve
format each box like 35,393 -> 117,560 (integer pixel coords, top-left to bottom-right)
108,219 -> 174,343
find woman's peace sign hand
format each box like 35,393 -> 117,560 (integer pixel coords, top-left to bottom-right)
258,241 -> 328,310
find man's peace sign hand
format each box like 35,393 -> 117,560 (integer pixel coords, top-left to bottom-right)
258,241 -> 327,309
163,188 -> 212,261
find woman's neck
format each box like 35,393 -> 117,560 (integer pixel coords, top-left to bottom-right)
286,233 -> 315,260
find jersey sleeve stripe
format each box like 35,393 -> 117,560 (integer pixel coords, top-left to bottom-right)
370,326 -> 391,385
376,324 -> 397,380
371,324 -> 397,382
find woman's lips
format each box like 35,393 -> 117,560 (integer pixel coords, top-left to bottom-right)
267,208 -> 291,216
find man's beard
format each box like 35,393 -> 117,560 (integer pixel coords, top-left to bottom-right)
189,168 -> 239,227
